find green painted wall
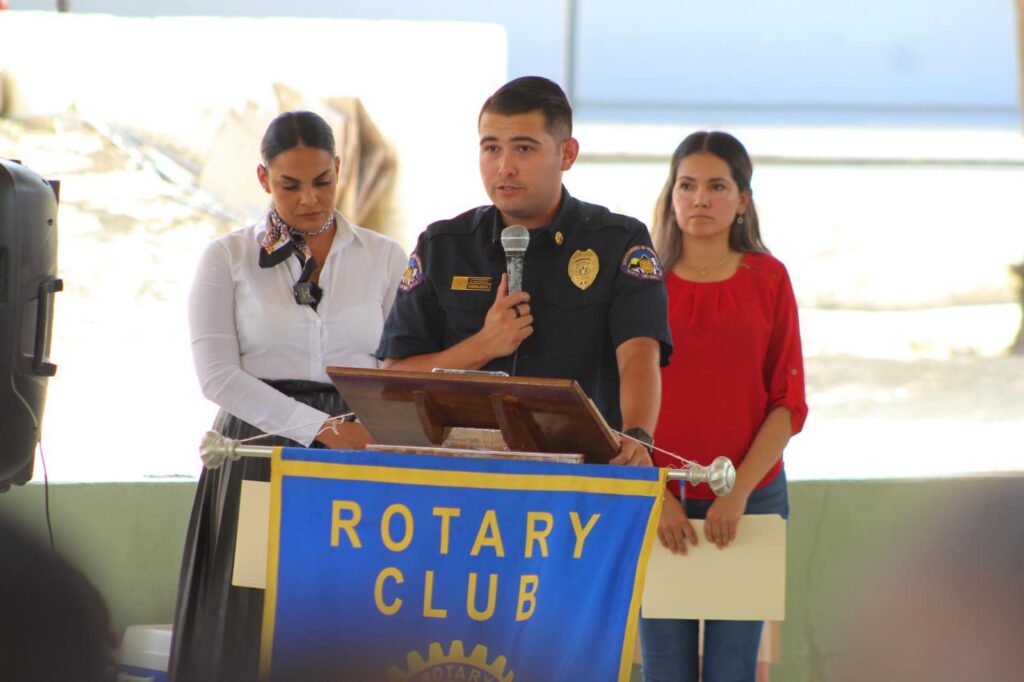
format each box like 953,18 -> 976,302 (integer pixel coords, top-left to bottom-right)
779,479 -> 946,680
0,481 -> 196,634
1,475 -> 1019,680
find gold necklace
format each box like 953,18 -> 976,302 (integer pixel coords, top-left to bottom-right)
678,251 -> 733,276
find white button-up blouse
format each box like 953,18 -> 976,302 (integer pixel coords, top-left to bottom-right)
188,211 -> 407,446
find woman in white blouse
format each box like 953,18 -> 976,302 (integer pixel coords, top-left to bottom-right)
170,110 -> 407,681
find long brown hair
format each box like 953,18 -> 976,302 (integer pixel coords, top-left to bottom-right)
651,130 -> 768,272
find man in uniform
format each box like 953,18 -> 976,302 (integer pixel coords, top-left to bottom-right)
376,76 -> 671,466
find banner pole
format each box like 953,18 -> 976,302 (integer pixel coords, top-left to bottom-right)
197,431 -> 735,494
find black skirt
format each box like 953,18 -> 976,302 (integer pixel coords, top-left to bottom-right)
169,380 -> 346,682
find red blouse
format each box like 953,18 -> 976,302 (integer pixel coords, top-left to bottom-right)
654,253 -> 807,499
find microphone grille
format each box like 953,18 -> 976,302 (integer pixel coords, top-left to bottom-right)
500,225 -> 529,255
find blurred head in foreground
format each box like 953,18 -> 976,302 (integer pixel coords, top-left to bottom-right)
0,515 -> 116,681
832,479 -> 1024,681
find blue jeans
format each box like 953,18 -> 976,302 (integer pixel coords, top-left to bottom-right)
639,469 -> 789,682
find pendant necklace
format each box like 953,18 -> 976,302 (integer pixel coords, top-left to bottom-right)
680,251 -> 732,276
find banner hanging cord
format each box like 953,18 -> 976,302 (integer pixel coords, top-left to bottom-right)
234,412 -> 357,445
613,431 -> 699,468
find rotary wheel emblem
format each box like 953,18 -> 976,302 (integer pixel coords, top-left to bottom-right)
388,640 -> 514,682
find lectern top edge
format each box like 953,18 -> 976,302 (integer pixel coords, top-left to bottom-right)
327,365 -> 580,388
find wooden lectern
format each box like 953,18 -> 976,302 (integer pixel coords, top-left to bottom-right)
325,367 -> 621,463
231,367 -> 621,589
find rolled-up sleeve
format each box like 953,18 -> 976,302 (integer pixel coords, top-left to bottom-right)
764,265 -> 808,434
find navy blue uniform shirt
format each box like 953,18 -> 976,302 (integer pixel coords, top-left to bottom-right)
376,189 -> 672,430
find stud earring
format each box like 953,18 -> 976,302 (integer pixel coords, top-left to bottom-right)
736,215 -> 745,225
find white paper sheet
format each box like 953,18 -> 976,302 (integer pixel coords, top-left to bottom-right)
641,514 -> 786,621
232,480 -> 271,589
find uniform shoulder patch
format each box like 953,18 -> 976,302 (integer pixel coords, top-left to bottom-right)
620,245 -> 664,281
398,253 -> 424,292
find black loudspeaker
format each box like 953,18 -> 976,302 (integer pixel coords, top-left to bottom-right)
0,157 -> 62,492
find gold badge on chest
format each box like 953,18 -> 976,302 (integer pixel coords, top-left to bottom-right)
568,249 -> 599,290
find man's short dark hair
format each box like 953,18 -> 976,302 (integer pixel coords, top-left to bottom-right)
479,76 -> 573,138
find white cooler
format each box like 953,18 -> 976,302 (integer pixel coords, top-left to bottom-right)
117,624 -> 171,682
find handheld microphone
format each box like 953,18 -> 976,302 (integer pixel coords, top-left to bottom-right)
500,225 -> 529,293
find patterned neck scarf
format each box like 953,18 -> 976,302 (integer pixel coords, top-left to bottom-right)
258,205 -> 335,308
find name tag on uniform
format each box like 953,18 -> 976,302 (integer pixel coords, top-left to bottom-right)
451,276 -> 492,292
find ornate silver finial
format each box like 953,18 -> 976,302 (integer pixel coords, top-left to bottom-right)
666,456 -> 737,496
705,456 -> 737,496
199,430 -> 240,469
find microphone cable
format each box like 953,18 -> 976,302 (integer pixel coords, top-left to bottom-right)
39,439 -> 55,552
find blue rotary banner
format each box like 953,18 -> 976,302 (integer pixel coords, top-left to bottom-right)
260,447 -> 665,682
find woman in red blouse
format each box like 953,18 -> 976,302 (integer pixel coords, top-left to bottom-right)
639,131 -> 808,682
